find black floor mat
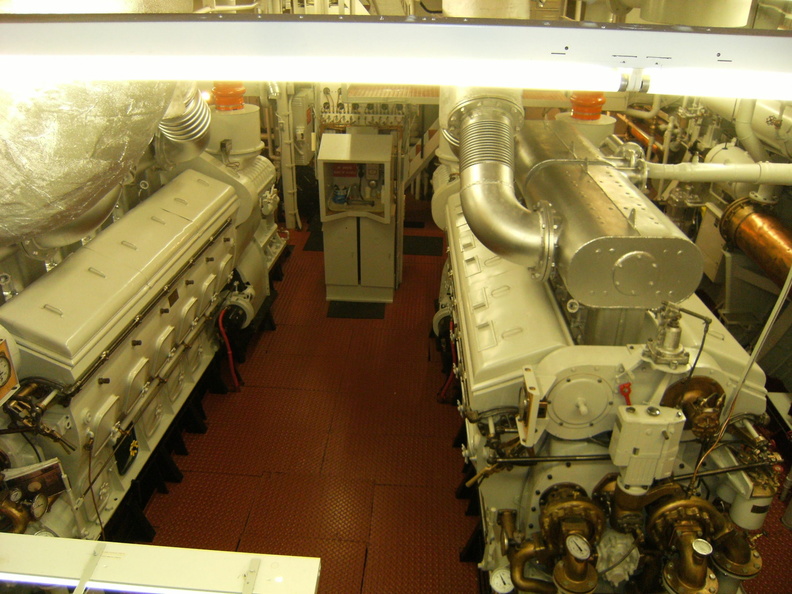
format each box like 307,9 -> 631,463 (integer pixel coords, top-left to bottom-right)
403,235 -> 444,256
303,231 -> 324,252
327,301 -> 386,319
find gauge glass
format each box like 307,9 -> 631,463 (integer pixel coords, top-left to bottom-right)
0,355 -> 10,386
29,493 -> 48,520
566,533 -> 592,561
490,566 -> 514,593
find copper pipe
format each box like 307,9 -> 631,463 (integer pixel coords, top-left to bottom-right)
509,534 -> 555,594
563,550 -> 590,581
673,531 -> 710,591
648,497 -> 732,543
720,198 -> 792,288
712,529 -> 762,579
499,510 -> 517,555
554,552 -> 598,594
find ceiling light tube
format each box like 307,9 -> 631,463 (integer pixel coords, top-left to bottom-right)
0,15 -> 790,99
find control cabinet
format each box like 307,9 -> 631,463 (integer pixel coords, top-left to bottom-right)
318,133 -> 397,302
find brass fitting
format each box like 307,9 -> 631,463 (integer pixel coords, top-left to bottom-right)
712,529 -> 762,580
0,492 -> 30,534
661,531 -> 718,594
660,377 -> 725,440
553,549 -> 598,594
540,484 -> 606,549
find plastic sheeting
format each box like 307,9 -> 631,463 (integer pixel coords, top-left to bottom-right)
0,81 -> 175,245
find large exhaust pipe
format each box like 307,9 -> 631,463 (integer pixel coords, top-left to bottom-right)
449,91 -> 555,280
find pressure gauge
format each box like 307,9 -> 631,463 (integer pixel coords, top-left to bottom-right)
489,567 -> 514,593
29,493 -> 49,520
0,354 -> 10,387
566,534 -> 592,561
8,488 -> 22,503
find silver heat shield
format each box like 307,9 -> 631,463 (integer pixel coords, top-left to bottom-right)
516,121 -> 703,309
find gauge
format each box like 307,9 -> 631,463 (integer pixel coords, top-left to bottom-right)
566,534 -> 592,561
8,488 -> 22,503
490,566 -> 514,593
0,354 -> 10,387
29,493 -> 49,520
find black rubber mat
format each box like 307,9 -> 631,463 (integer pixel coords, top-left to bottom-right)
303,231 -> 324,252
403,235 -> 444,256
327,301 -> 386,319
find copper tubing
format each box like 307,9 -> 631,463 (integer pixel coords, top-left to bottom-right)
720,198 -> 792,288
509,535 -> 555,594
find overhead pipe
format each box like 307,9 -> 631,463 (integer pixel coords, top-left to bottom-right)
735,99 -> 770,163
625,94 -> 662,120
644,161 -> 792,185
451,94 -> 555,280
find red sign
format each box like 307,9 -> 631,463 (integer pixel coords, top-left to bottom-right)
331,163 -> 360,177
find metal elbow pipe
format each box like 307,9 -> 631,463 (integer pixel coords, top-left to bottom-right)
455,100 -> 555,280
735,99 -> 770,163
509,535 -> 555,594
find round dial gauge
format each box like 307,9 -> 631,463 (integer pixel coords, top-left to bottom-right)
29,493 -> 49,520
8,488 -> 22,503
0,354 -> 11,387
566,534 -> 592,561
490,567 -> 514,593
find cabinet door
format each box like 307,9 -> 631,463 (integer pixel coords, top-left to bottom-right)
360,218 -> 395,289
323,218 -> 358,286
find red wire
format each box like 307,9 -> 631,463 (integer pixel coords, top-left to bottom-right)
218,309 -> 240,391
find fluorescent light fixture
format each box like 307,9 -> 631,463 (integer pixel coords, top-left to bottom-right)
646,67 -> 792,100
0,533 -> 320,594
0,16 -> 791,99
3,54 -> 626,91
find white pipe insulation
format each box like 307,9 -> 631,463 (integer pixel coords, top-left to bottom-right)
735,99 -> 771,163
645,162 -> 792,185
